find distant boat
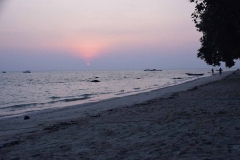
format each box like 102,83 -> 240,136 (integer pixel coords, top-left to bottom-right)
186,73 -> 204,76
2,71 -> 6,73
144,69 -> 162,71
23,70 -> 31,73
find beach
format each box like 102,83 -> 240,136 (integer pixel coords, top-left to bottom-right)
1,70 -> 240,159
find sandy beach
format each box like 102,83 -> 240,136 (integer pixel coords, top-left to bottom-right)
1,70 -> 240,159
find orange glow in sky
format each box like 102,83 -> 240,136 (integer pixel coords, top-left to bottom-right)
69,40 -> 109,62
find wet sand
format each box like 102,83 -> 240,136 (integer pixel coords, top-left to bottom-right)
0,70 -> 240,159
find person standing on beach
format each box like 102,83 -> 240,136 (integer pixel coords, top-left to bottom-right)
212,68 -> 214,74
219,68 -> 223,76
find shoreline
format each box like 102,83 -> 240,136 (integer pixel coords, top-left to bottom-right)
0,71 -> 233,121
1,70 -> 239,159
0,71 -> 234,128
0,69 -> 215,119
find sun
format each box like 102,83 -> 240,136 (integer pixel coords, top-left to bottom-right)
87,62 -> 90,66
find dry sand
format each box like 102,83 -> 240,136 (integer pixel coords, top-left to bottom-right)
0,70 -> 240,159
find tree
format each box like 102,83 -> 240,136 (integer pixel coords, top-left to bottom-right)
190,0 -> 240,67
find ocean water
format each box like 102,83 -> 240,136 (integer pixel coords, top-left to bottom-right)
0,69 -> 214,118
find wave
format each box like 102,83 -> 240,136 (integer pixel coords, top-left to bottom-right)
61,94 -> 92,102
1,94 -> 95,110
0,103 -> 44,110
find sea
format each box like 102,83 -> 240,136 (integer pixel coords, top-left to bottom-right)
0,69 -> 227,118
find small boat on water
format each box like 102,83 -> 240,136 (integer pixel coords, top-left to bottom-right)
144,69 -> 162,71
186,73 -> 204,76
2,71 -> 6,73
23,70 -> 31,73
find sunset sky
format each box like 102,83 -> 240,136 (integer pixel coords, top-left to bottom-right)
0,0 -> 239,71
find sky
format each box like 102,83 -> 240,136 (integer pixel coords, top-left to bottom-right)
0,0 -> 239,71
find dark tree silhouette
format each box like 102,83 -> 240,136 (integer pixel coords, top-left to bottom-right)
190,0 -> 240,67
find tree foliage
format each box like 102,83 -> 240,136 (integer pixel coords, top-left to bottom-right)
190,0 -> 240,67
